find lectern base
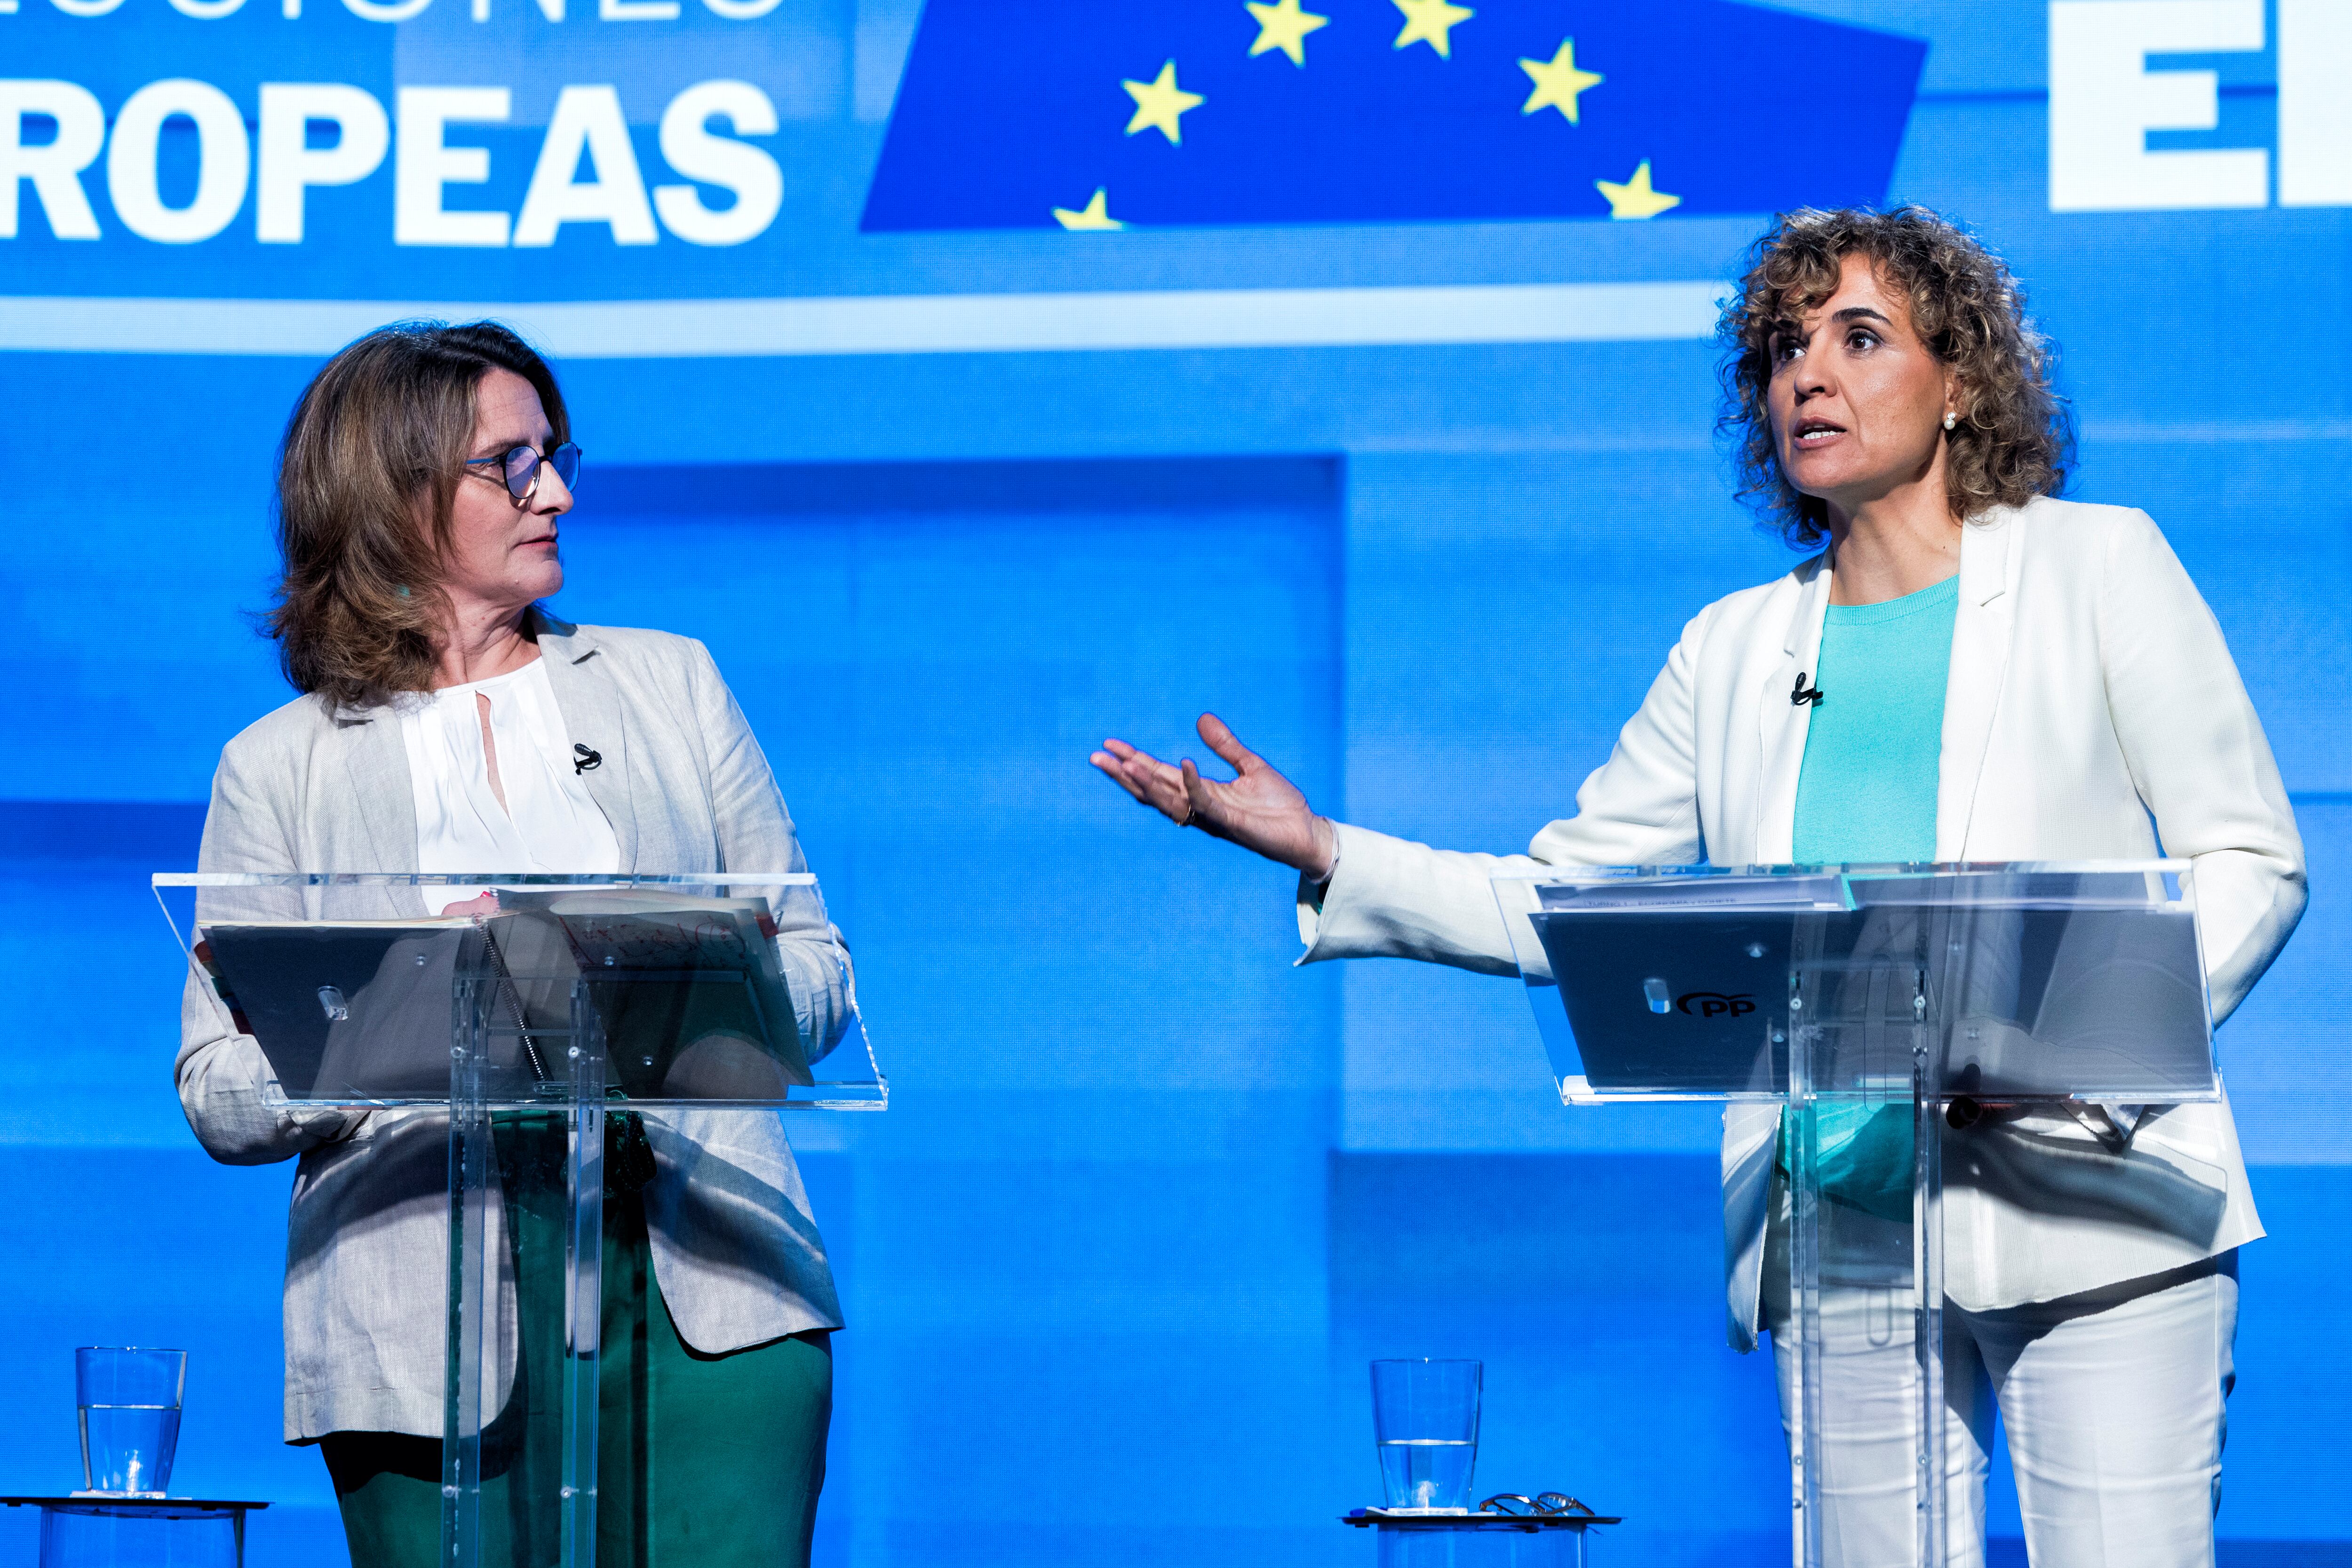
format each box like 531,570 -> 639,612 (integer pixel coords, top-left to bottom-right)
1495,861 -> 2224,1568
326,1150 -> 831,1568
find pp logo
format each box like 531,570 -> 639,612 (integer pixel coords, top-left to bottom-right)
1677,992 -> 1756,1019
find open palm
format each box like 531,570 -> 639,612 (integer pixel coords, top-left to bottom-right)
1090,713 -> 1337,878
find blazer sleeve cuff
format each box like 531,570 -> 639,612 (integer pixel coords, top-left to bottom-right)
1292,820 -> 1521,975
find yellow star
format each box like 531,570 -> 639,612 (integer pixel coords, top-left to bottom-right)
1595,159 -> 1681,219
1391,0 -> 1472,57
1246,0 -> 1329,67
1519,38 -> 1603,123
1052,188 -> 1125,231
1122,60 -> 1205,145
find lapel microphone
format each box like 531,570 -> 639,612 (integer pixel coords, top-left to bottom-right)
573,743 -> 603,774
1791,672 -> 1825,707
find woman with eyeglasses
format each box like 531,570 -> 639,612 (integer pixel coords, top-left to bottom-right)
175,321 -> 840,1568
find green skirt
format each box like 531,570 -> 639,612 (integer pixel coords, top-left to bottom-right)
321,1114 -> 832,1568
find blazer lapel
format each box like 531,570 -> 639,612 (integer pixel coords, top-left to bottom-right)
1935,511 -> 2019,860
535,615 -> 640,869
332,701 -> 423,916
1754,554 -> 1831,865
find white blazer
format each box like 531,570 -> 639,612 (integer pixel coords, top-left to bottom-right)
1295,497 -> 2305,1350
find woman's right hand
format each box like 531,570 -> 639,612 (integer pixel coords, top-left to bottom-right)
1091,713 -> 1339,881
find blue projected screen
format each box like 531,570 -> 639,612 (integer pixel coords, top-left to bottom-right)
2,2 -> 2348,1565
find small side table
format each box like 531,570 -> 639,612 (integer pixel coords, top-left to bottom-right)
1343,1504 -> 1618,1568
1,1496 -> 270,1568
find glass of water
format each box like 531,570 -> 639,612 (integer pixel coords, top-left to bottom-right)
76,1347 -> 186,1496
1370,1358 -> 1481,1511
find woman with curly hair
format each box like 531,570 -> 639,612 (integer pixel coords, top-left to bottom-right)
1092,206 -> 2304,1565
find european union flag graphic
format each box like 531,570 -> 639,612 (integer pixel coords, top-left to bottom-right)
860,0 -> 1926,231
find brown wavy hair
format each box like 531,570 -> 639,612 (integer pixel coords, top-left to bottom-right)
1717,206 -> 2072,548
267,321 -> 569,710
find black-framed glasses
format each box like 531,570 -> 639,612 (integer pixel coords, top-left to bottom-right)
465,441 -> 583,502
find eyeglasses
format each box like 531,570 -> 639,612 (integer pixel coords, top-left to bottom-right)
465,441 -> 583,502
1478,1495 -> 1597,1518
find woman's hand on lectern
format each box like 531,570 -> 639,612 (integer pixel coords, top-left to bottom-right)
1091,713 -> 1339,880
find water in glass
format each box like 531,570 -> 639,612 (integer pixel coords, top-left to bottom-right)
1378,1437 -> 1476,1510
80,1403 -> 182,1494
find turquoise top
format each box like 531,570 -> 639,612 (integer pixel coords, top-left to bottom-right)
1777,574 -> 1960,1219
1790,575 -> 1960,866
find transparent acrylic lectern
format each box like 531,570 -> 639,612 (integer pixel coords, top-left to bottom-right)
1492,862 -> 2217,1568
155,873 -> 885,1568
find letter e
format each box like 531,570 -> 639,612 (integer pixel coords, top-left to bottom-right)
396,86 -> 510,247
2049,0 -> 2269,212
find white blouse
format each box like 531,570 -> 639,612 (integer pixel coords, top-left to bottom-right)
397,657 -> 621,906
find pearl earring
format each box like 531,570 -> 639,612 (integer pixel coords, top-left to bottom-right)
1943,411 -> 1957,431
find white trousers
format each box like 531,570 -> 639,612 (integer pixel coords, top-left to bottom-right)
1763,1239 -> 2238,1568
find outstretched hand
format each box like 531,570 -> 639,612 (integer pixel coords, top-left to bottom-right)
1091,713 -> 1339,880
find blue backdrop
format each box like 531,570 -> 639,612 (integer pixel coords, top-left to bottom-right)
3,1 -> 2348,1564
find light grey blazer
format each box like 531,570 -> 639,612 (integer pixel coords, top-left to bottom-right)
176,615 -> 846,1442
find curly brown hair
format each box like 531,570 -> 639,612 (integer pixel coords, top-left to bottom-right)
1716,206 -> 2073,548
268,321 -> 569,710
